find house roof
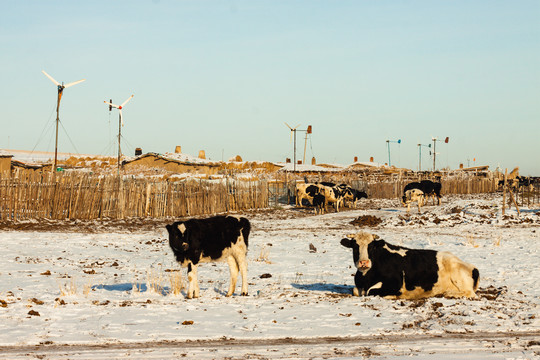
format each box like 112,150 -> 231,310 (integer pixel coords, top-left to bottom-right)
122,152 -> 220,167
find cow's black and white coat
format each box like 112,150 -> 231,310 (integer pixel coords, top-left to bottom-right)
402,180 -> 442,206
295,183 -> 325,207
403,189 -> 424,213
165,215 -> 250,298
340,232 -> 479,299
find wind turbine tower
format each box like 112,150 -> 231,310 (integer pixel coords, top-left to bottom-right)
42,70 -> 86,172
104,95 -> 134,173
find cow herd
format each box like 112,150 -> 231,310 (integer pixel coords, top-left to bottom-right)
165,175 -> 479,301
295,182 -> 368,213
296,179 -> 442,214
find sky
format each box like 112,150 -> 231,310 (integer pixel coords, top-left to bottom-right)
0,1 -> 539,174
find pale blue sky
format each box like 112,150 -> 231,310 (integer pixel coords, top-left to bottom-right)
1,1 -> 539,174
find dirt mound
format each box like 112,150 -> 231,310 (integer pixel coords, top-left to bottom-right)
350,215 -> 383,227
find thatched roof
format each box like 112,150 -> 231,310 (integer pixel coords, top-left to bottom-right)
122,152 -> 220,167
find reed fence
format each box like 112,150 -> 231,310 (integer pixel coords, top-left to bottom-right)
0,172 -> 268,221
1,170 -> 524,221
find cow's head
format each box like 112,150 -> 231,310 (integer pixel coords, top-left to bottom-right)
165,222 -> 190,256
340,232 -> 378,274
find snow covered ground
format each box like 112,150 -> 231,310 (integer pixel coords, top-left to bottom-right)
0,193 -> 539,359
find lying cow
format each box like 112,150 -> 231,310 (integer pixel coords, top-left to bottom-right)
340,232 -> 480,299
403,189 -> 424,213
165,215 -> 250,298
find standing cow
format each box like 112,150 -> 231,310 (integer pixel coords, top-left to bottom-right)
403,189 -> 424,213
340,232 -> 480,299
165,215 -> 250,298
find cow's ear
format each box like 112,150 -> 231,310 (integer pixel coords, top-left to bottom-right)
165,224 -> 173,234
340,238 -> 354,248
372,234 -> 380,240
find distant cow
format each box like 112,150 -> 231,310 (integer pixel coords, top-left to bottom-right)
165,215 -> 250,298
403,189 -> 424,213
322,185 -> 348,212
349,189 -> 368,208
340,232 -> 480,299
312,194 -> 326,215
296,183 -> 325,207
420,180 -> 442,205
402,180 -> 442,205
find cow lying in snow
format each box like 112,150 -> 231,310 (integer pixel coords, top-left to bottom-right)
340,232 -> 480,299
403,189 -> 424,213
165,215 -> 250,298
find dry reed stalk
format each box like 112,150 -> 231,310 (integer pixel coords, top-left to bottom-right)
147,268 -> 164,295
58,278 -> 78,297
255,245 -> 272,264
168,271 -> 184,296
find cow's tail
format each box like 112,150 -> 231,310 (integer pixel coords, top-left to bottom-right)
239,217 -> 251,249
472,268 -> 480,291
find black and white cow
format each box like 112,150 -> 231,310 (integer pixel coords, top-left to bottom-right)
296,183 -> 325,207
312,194 -> 326,215
340,232 -> 480,299
402,180 -> 442,205
348,188 -> 368,208
403,189 -> 424,213
165,215 -> 250,299
321,185 -> 348,212
420,180 -> 442,205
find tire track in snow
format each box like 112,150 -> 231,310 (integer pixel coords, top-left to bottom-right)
1,331 -> 539,359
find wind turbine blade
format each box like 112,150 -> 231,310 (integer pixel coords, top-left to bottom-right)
284,122 -> 292,130
119,109 -> 124,126
64,79 -> 86,88
42,70 -> 60,86
104,101 -> 120,108
292,124 -> 300,130
121,94 -> 134,107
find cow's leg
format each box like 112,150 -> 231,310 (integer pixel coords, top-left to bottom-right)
226,255 -> 239,297
417,200 -> 422,213
186,263 -> 199,299
238,254 -> 248,296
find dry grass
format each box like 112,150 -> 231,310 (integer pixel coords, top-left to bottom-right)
168,271 -> 184,296
147,268 -> 165,294
255,245 -> 272,264
466,235 -> 480,248
58,279 -> 77,297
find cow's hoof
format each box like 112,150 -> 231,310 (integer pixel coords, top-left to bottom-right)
353,287 -> 360,297
241,292 -> 248,296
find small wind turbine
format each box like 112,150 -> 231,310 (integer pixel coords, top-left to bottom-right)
417,142 -> 431,172
104,95 -> 134,173
284,122 -> 300,172
386,139 -> 401,167
42,70 -> 86,172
